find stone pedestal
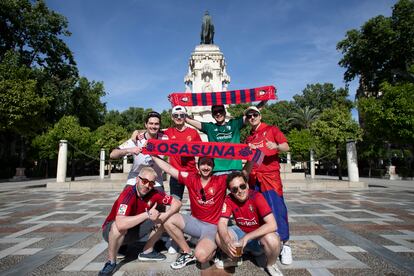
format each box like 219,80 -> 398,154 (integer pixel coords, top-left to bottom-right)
11,167 -> 27,181
99,148 -> 105,180
184,44 -> 231,124
346,140 -> 359,182
310,149 -> 315,179
56,140 -> 68,183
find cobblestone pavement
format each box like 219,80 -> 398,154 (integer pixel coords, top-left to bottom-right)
0,186 -> 413,275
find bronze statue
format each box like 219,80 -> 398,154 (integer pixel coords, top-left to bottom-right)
201,11 -> 214,44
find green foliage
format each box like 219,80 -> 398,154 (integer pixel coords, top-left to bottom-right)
288,106 -> 319,129
69,77 -> 106,130
0,51 -> 48,135
337,0 -> 414,96
32,116 -> 91,159
287,129 -> 315,161
292,83 -> 353,112
311,106 -> 362,146
358,82 -> 414,145
90,123 -> 128,157
0,0 -> 77,79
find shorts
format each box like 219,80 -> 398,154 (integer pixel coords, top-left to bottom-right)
182,214 -> 217,242
229,225 -> 264,255
102,219 -> 154,245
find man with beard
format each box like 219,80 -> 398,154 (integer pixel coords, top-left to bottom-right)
110,111 -> 167,190
98,167 -> 182,276
244,106 -> 292,266
151,155 -> 253,270
216,171 -> 283,275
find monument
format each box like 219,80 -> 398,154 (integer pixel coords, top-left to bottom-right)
184,11 -> 231,122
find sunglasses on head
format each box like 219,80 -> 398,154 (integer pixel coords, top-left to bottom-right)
139,176 -> 155,187
172,113 -> 186,119
246,112 -> 260,119
200,188 -> 207,201
230,183 -> 248,194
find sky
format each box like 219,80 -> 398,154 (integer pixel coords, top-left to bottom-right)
45,0 -> 397,113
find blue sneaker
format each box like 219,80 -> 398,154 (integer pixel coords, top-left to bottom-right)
138,250 -> 167,261
98,261 -> 116,276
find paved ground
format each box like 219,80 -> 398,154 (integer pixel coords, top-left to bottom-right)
0,178 -> 413,275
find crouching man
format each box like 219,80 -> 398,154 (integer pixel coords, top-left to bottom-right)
216,171 -> 283,276
99,167 -> 182,276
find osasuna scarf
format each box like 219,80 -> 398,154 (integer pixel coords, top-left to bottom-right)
168,85 -> 276,107
142,139 -> 264,164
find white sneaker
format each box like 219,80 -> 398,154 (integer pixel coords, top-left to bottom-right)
280,245 -> 293,265
266,263 -> 284,276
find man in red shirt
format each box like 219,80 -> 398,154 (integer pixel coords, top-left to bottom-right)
99,167 -> 182,276
244,106 -> 292,265
217,171 -> 283,276
152,155 -> 253,270
164,106 -> 202,201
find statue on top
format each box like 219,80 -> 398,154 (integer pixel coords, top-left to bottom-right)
200,11 -> 214,44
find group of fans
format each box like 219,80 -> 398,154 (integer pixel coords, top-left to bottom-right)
99,103 -> 292,276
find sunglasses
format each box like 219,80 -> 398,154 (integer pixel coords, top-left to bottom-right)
172,113 -> 186,119
230,183 -> 248,194
139,176 -> 155,187
246,112 -> 260,119
200,188 -> 207,202
212,110 -> 225,116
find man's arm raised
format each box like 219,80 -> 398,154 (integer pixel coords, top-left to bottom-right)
185,115 -> 202,130
151,155 -> 186,180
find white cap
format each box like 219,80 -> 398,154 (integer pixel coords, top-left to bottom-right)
244,106 -> 261,115
172,105 -> 187,114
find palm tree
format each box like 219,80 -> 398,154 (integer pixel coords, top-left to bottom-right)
289,106 -> 319,129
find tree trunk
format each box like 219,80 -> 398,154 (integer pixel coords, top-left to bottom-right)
337,144 -> 342,180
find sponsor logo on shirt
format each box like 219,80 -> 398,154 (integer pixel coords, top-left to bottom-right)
118,204 -> 128,215
237,217 -> 258,226
216,132 -> 233,140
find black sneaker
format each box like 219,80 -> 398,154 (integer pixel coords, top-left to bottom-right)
170,251 -> 196,269
138,250 -> 167,262
98,261 -> 116,276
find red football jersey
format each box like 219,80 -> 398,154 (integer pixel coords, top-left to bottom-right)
164,127 -> 201,173
102,185 -> 173,229
245,123 -> 288,173
221,190 -> 272,233
178,173 -> 227,225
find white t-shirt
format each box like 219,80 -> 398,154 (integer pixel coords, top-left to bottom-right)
118,132 -> 167,187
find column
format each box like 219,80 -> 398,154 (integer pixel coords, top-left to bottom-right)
310,149 -> 315,179
287,152 -> 291,164
100,148 -> 105,180
56,140 -> 68,183
346,140 -> 359,182
123,156 -> 128,173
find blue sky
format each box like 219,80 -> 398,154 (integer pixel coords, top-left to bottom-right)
46,0 -> 397,113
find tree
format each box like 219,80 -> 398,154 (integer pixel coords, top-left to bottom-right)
337,0 -> 414,98
289,106 -> 319,129
0,0 -> 77,79
69,77 -> 106,130
292,83 -> 353,112
91,123 -> 128,158
311,106 -> 362,180
287,129 -> 315,166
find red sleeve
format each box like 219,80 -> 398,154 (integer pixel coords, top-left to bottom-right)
152,191 -> 173,206
117,187 -> 135,216
271,126 -> 288,144
220,196 -> 233,218
178,171 -> 193,186
254,192 -> 272,218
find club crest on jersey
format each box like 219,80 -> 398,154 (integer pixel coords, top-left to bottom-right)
249,204 -> 254,213
221,203 -> 227,213
208,187 -> 215,195
118,204 -> 128,215
147,200 -> 152,208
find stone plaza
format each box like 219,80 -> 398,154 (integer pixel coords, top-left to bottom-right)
0,178 -> 413,275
